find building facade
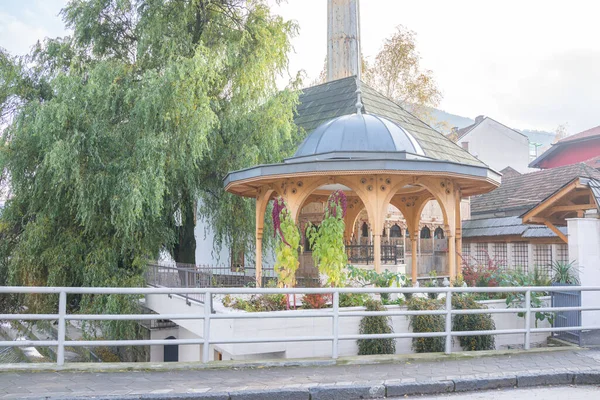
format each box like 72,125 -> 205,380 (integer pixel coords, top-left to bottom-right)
530,125 -> 600,169
456,116 -> 532,174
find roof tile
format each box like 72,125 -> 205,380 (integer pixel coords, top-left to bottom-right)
295,76 -> 486,167
471,163 -> 600,215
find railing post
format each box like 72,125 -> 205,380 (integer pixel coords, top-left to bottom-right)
57,291 -> 67,366
524,289 -> 531,350
332,291 -> 339,359
445,288 -> 452,355
202,291 -> 212,363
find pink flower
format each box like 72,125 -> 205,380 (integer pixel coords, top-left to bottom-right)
272,197 -> 290,246
327,190 -> 347,218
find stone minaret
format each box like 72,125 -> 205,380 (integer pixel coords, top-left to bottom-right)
327,0 -> 361,81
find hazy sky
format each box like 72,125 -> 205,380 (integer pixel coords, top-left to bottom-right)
2,0 -> 600,133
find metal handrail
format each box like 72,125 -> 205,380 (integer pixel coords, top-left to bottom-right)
0,285 -> 598,366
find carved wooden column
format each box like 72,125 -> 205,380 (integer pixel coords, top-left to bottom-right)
373,233 -> 382,273
411,234 -> 418,285
455,190 -> 463,278
255,187 -> 274,287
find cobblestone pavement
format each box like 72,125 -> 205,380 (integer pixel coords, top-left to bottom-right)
0,349 -> 599,399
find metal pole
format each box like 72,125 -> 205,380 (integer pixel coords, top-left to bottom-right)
445,288 -> 452,354
202,292 -> 211,363
332,291 -> 339,359
184,269 -> 190,304
57,291 -> 67,366
525,289 -> 531,350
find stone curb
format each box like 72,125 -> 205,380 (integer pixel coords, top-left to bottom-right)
24,369 -> 600,400
0,346 -> 577,374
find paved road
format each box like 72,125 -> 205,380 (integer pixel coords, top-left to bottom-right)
0,348 -> 599,398
408,385 -> 600,399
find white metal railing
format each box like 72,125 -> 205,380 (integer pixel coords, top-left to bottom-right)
1,285 -> 599,366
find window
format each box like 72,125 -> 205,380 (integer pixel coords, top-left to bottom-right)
475,243 -> 488,264
533,244 -> 552,278
390,224 -> 402,237
557,244 -> 569,263
512,242 -> 528,272
420,226 -> 431,239
434,227 -> 444,239
462,242 -> 471,258
493,243 -> 507,268
361,222 -> 369,237
405,229 -> 410,238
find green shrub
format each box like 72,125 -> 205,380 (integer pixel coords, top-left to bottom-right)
407,297 -> 445,353
339,292 -> 369,307
424,271 -> 439,299
551,261 -> 579,285
357,299 -> 395,355
347,266 -> 407,303
221,293 -> 287,312
452,295 -> 495,351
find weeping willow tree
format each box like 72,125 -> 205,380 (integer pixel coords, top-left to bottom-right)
0,0 -> 301,342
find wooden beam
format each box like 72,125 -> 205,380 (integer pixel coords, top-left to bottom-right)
549,203 -> 596,213
544,220 -> 568,244
522,178 -> 580,223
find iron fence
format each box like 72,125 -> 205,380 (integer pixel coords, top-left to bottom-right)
346,245 -> 401,264
145,263 -> 319,301
0,285 -> 599,367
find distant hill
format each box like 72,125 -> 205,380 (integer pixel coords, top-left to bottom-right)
429,108 -> 556,148
429,108 -> 474,131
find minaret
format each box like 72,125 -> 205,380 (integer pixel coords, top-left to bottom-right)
327,0 -> 361,81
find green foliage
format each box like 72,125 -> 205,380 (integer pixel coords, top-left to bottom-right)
221,293 -> 287,313
273,198 -> 301,287
347,266 -> 406,287
357,299 -> 395,355
306,191 -> 347,286
347,265 -> 406,303
451,295 -> 495,351
423,271 -> 439,300
339,292 -> 369,308
0,0 -> 301,339
551,261 -> 579,285
407,297 -> 445,353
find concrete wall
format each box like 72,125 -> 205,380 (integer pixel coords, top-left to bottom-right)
194,204 -> 275,269
567,217 -> 600,332
145,293 -> 550,362
458,118 -> 531,174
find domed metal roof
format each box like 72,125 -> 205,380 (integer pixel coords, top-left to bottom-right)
293,113 -> 425,159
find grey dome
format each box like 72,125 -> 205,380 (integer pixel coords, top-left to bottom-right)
293,113 -> 425,159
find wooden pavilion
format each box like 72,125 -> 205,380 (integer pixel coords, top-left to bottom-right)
224,78 -> 500,286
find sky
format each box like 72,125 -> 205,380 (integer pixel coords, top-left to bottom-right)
2,0 -> 600,134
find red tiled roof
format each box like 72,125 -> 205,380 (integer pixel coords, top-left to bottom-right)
558,125 -> 600,143
583,155 -> 600,169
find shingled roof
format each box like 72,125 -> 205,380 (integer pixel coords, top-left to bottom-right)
471,163 -> 600,216
462,216 -> 567,239
294,77 -> 486,167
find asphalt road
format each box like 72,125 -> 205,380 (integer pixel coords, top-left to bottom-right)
402,385 -> 600,399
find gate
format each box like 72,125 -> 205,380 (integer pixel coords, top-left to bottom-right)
551,283 -> 581,345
